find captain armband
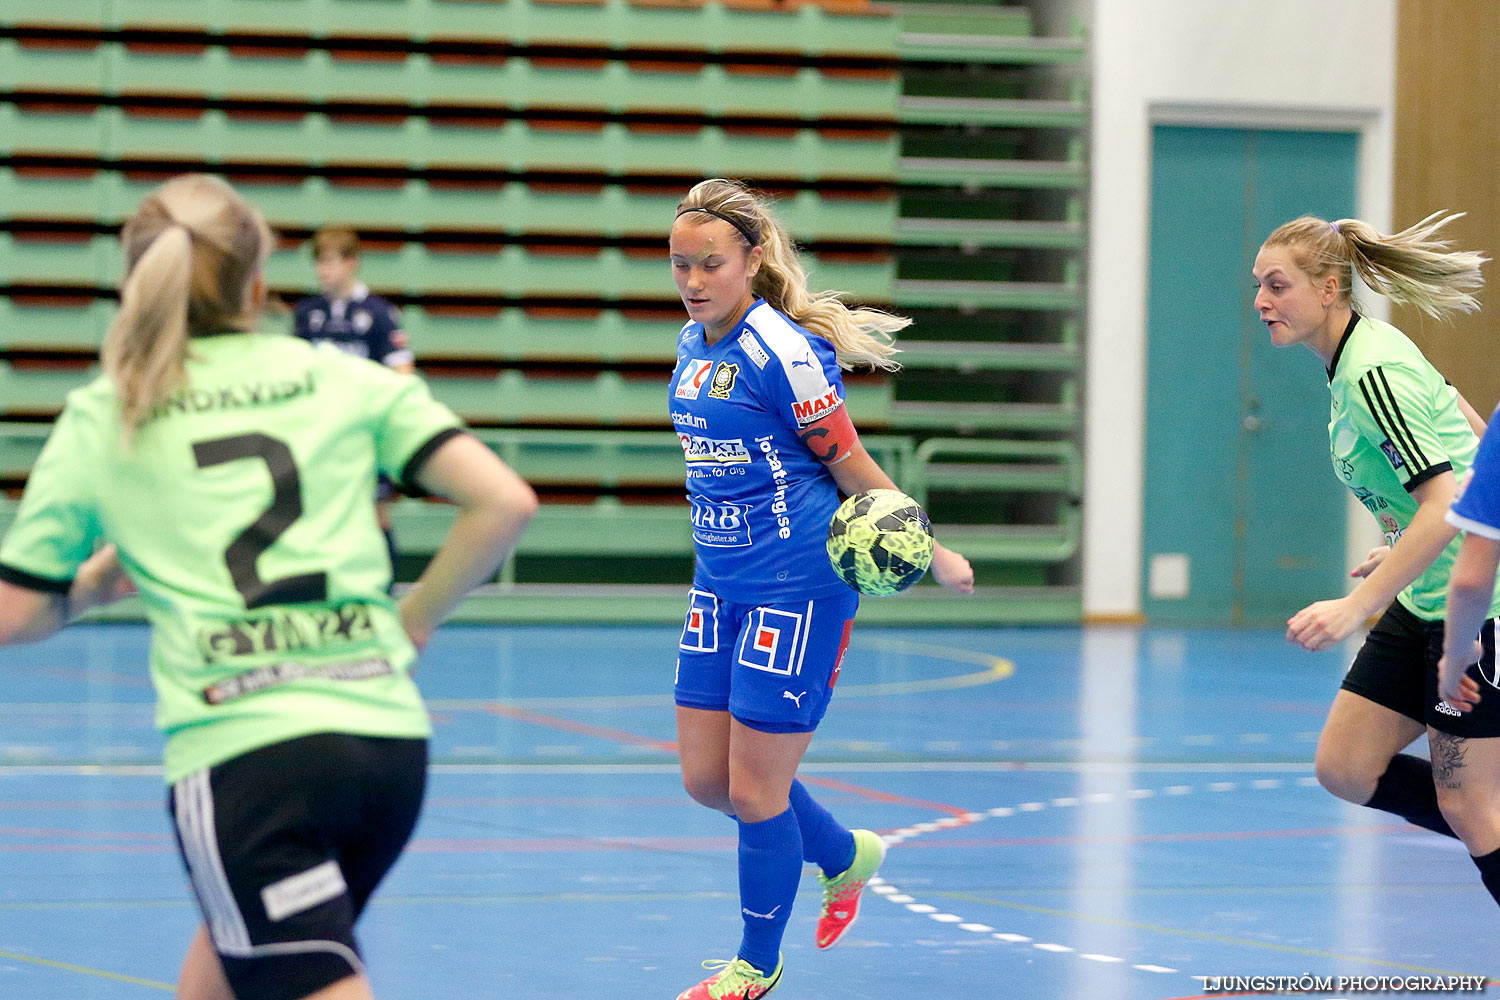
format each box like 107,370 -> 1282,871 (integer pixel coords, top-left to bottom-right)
798,405 -> 859,466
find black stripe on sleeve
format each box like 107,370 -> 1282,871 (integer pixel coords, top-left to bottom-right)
1357,369 -> 1429,474
1404,461 -> 1452,494
1373,366 -> 1431,468
396,427 -> 468,498
0,563 -> 73,594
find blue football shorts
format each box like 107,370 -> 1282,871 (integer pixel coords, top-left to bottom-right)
674,586 -> 859,733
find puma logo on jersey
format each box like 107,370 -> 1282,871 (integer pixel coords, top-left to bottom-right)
782,690 -> 806,707
791,353 -> 814,369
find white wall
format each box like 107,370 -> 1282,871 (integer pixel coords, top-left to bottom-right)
1081,0 -> 1397,617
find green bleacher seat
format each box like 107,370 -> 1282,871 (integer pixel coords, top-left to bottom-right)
896,155 -> 1086,190
907,437 -> 1081,505
0,422 -> 52,480
401,307 -> 680,363
0,107 -> 897,181
0,362 -> 99,414
930,509 -> 1080,563
2,41 -> 900,120
896,34 -> 1086,67
1,168 -> 898,243
0,235 -> 894,301
424,371 -> 893,427
0,234 -> 117,287
1,0 -> 897,56
891,278 -> 1084,311
898,95 -> 1088,129
894,339 -> 1079,372
0,420 -> 913,498
391,497 -> 693,559
0,298 -> 113,351
893,5 -> 1033,38
893,218 -> 1085,250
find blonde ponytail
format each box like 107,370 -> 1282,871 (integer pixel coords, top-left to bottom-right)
676,179 -> 907,371
102,174 -> 273,438
1264,211 -> 1486,319
102,226 -> 193,433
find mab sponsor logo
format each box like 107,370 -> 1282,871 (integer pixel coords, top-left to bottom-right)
689,497 -> 753,547
679,434 -> 752,464
791,388 -> 841,427
675,359 -> 714,399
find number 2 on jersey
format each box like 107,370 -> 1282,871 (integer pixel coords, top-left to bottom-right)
193,433 -> 328,609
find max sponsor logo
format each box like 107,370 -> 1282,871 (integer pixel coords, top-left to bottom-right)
791,388 -> 841,427
679,434 -> 752,464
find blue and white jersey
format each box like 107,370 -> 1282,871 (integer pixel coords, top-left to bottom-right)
1449,404 -> 1500,539
293,282 -> 413,369
670,300 -> 850,603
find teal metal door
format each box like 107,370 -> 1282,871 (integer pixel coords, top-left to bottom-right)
1142,126 -> 1356,623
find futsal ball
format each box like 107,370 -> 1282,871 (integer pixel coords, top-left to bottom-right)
826,489 -> 935,595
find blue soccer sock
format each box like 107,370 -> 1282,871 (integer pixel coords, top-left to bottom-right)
789,779 -> 856,876
735,807 -> 802,975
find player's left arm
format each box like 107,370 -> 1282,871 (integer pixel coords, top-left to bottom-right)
1439,531 -> 1497,712
801,407 -> 974,594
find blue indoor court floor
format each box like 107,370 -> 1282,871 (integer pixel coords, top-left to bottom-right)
0,623 -> 1495,999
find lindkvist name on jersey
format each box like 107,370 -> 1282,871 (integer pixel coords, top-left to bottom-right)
143,368 -> 318,425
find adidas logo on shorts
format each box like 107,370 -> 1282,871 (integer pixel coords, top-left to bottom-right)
1434,701 -> 1463,718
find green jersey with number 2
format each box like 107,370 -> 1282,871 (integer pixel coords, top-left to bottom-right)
0,332 -> 463,782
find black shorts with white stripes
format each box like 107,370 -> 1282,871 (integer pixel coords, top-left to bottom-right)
168,732 -> 427,1000
1341,600 -> 1500,737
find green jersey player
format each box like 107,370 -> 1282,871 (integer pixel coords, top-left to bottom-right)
1253,210 -> 1500,911
0,175 -> 537,1000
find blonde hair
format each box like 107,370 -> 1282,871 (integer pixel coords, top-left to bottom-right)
311,225 -> 360,259
675,179 -> 906,371
1263,211 -> 1486,319
103,174 -> 273,435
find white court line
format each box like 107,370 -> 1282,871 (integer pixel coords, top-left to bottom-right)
872,776 -> 1323,978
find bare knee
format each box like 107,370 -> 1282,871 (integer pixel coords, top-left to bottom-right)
727,782 -> 790,825
682,770 -> 733,815
1313,743 -> 1381,805
1432,734 -> 1500,853
1434,784 -> 1499,851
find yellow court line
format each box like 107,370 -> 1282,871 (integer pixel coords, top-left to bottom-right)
0,949 -> 173,991
935,892 -> 1493,978
837,637 -> 1013,697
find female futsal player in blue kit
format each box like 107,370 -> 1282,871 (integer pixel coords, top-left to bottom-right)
666,179 -> 974,1000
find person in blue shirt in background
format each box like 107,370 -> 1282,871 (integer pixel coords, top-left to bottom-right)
1438,402 -> 1500,910
293,227 -> 414,576
666,179 -> 974,1000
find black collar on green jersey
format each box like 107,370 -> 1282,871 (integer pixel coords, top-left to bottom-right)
1325,311 -> 1360,382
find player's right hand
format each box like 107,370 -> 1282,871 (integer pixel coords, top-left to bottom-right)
1349,545 -> 1390,579
1438,639 -> 1484,713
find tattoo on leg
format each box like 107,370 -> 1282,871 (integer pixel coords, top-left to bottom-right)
1430,731 -> 1469,788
